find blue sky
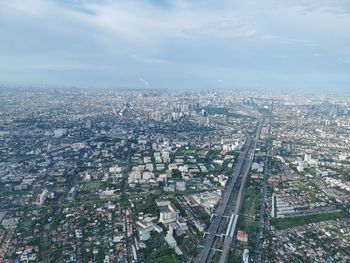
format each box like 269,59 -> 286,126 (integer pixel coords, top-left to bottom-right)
0,0 -> 349,91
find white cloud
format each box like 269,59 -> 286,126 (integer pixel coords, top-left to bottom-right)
0,0 -> 349,89
232,30 -> 257,41
1,0 -> 349,48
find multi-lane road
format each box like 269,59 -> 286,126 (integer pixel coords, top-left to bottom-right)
219,118 -> 263,263
253,115 -> 273,262
196,118 -> 264,263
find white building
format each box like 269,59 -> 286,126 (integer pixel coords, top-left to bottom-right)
159,204 -> 178,224
39,189 -> 48,206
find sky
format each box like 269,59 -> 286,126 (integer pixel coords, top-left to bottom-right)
0,0 -> 349,91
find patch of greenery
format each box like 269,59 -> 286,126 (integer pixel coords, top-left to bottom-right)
156,254 -> 180,263
228,250 -> 242,263
142,233 -> 180,263
237,187 -> 259,244
118,193 -> 130,209
271,211 -> 347,230
172,169 -> 182,180
135,195 -> 158,215
204,106 -> 255,119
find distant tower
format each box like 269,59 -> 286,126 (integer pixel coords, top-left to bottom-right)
5,184 -> 12,193
86,119 -> 92,129
47,143 -> 52,152
304,153 -> 312,162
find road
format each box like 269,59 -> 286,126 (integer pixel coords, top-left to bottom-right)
253,115 -> 272,262
218,118 -> 263,263
196,118 -> 263,263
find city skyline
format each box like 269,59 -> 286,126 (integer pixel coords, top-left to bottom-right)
1,2 -> 350,262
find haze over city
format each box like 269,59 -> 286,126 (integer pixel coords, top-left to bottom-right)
1,1 -> 350,263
